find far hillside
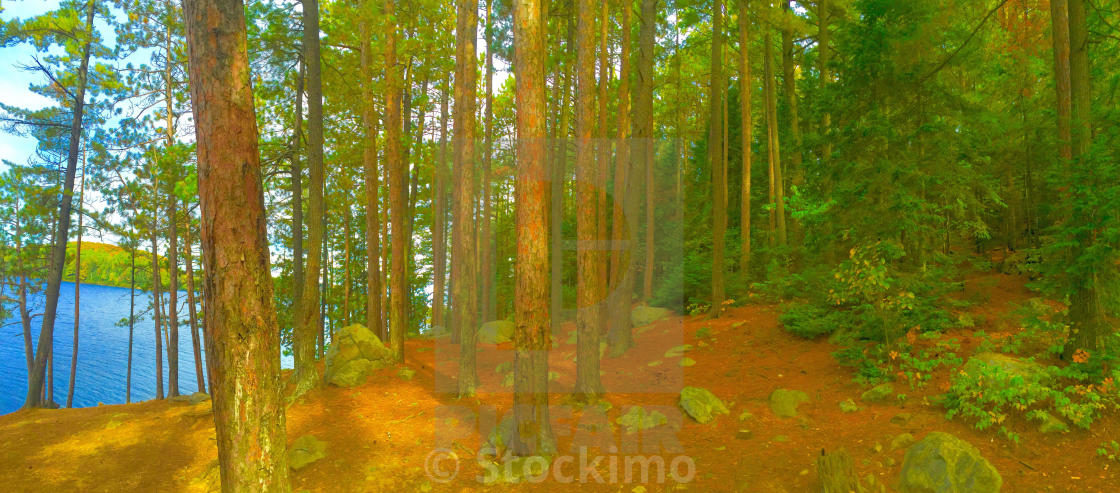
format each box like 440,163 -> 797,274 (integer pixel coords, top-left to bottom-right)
63,242 -> 171,290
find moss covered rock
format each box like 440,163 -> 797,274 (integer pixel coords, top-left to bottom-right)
679,387 -> 729,424
769,389 -> 810,418
325,324 -> 392,387
289,435 -> 328,471
861,383 -> 894,403
631,304 -> 673,327
899,432 -> 1001,493
964,352 -> 1049,383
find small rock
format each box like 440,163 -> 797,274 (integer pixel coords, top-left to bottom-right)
738,411 -> 753,422
839,398 -> 860,413
890,412 -> 912,424
890,433 -> 916,452
399,367 -> 416,381
770,435 -> 790,443
769,389 -> 810,418
679,387 -> 729,424
1036,411 -> 1069,434
861,383 -> 894,403
873,442 -> 883,453
288,435 -> 328,471
886,458 -> 896,467
735,429 -> 753,440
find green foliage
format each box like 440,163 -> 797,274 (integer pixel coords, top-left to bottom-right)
1098,441 -> 1120,465
943,346 -> 1120,442
779,302 -> 848,339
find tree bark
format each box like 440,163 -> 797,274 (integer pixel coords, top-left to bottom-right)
24,3 -> 95,409
575,0 -> 604,399
453,0 -> 480,395
763,10 -> 787,247
1049,0 -> 1071,161
166,196 -> 180,397
781,0 -> 802,184
511,0 -> 556,457
127,228 -> 136,403
183,0 -> 290,489
293,0 -> 324,396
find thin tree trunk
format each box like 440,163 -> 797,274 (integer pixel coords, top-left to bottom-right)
738,0 -> 753,276
595,0 -> 610,328
763,13 -> 787,247
575,0 -> 604,399
66,154 -> 86,408
361,13 -> 384,339
453,0 -> 480,395
511,0 -> 555,457
185,226 -> 205,393
479,0 -> 495,323
291,63 -> 305,333
433,73 -> 450,334
24,3 -> 94,409
385,0 -> 408,363
166,198 -> 180,397
127,229 -> 136,403
551,14 -> 574,338
151,234 -> 165,400
636,0 -> 656,302
818,0 -> 832,164
293,0 -> 325,397
184,0 -> 291,489
607,0 -> 634,356
711,0 -> 727,317
782,0 -> 802,183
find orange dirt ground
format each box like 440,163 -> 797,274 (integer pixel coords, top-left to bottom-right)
1,273 -> 1117,492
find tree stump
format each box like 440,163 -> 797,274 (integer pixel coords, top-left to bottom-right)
817,448 -> 861,493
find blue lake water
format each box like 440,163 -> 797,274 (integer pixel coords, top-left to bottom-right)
0,281 -> 208,415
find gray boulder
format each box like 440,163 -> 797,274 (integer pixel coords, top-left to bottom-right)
899,432 -> 1001,493
325,324 -> 393,387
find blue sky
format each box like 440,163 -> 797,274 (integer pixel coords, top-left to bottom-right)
1,0 -> 64,172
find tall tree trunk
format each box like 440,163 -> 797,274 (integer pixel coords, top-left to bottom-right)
453,0 -> 480,395
511,0 -> 555,457
293,0 -> 325,397
479,0 -> 495,323
184,0 -> 290,489
710,0 -> 727,317
361,13 -> 384,339
385,0 -> 408,363
185,226 -> 205,393
151,234 -> 165,400
66,156 -> 87,408
738,0 -> 753,275
763,14 -> 787,247
1063,0 -> 1104,356
575,0 -> 604,399
781,0 -> 802,184
551,15 -> 574,338
24,3 -> 94,409
343,201 -> 352,325
433,73 -> 450,334
595,0 -> 610,329
607,0 -> 634,356
636,0 -> 656,302
818,0 -> 832,164
291,63 -> 305,332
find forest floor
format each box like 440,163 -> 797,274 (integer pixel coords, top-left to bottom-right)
1,272 -> 1117,492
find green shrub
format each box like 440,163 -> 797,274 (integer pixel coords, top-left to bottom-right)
779,302 -> 852,339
